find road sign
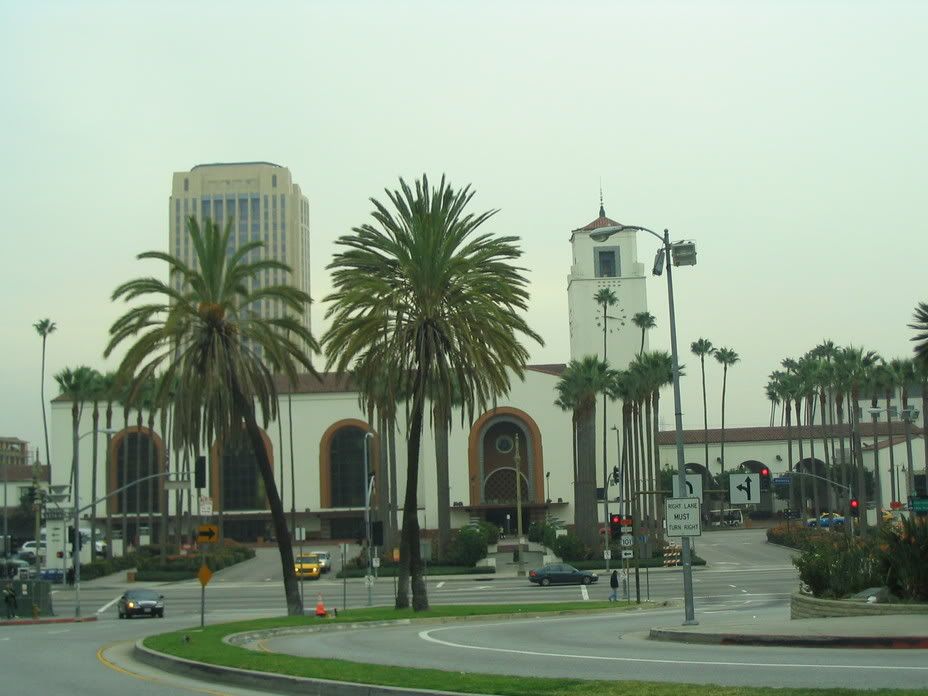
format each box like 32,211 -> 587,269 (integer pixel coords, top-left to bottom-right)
773,476 -> 791,486
199,496 -> 213,516
197,524 -> 219,543
364,574 -> 375,587
603,549 -> 612,560
730,474 -> 760,504
910,496 -> 928,515
45,507 -> 69,521
620,525 -> 633,534
197,563 -> 213,587
665,497 -> 702,537
620,535 -> 634,547
621,549 -> 634,559
672,474 -> 703,500
294,527 -> 306,542
372,557 -> 381,568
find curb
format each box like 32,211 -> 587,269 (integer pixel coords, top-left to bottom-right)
0,616 -> 98,626
132,640 -> 492,696
649,628 -> 928,649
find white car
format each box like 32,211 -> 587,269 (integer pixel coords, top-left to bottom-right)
20,540 -> 43,553
310,550 -> 332,573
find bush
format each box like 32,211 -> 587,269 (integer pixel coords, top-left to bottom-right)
552,533 -> 589,562
766,523 -> 829,550
445,526 -> 492,567
528,518 -> 562,548
881,517 -> 928,601
792,533 -> 881,598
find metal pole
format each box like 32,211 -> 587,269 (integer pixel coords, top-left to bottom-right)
602,315 -> 610,567
198,490 -> 204,628
3,451 -> 8,557
664,229 -> 697,625
515,435 -> 525,576
364,431 -> 374,606
871,412 -> 883,525
903,410 -> 915,498
73,426 -> 82,618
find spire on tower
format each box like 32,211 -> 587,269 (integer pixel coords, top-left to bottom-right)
599,180 -> 605,218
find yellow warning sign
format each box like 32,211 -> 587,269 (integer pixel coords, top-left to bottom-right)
197,524 -> 219,544
197,563 -> 213,587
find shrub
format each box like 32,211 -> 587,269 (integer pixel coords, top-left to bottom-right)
880,517 -> 928,601
445,526 -> 491,567
552,533 -> 589,562
792,533 -> 882,598
528,518 -> 562,548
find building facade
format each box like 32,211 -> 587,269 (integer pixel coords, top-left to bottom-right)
169,162 -> 312,354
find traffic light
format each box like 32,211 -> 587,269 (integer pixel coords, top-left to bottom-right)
195,455 -> 206,489
67,527 -> 82,551
849,498 -> 860,517
611,466 -> 621,486
609,513 -> 622,538
760,467 -> 770,490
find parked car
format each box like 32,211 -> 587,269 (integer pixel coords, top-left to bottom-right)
806,512 -> 845,528
19,541 -> 42,554
1,558 -> 34,579
310,551 -> 332,573
117,589 -> 164,618
294,555 -> 321,580
529,563 -> 598,586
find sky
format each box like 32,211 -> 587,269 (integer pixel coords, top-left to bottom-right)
2,0 -> 926,458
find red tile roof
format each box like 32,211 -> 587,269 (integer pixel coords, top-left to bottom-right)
656,422 -> 923,446
573,214 -> 624,232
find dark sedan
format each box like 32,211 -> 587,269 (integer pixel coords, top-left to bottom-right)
529,563 -> 598,586
117,589 -> 164,618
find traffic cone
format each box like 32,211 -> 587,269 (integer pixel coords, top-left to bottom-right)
315,595 -> 327,618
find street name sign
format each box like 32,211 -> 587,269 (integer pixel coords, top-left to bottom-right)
671,474 -> 703,500
665,497 -> 702,537
773,476 -> 791,486
199,496 -> 213,516
729,473 -> 760,504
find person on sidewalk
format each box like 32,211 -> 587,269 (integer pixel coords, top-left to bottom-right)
66,567 -> 75,587
3,582 -> 17,619
609,570 -> 619,602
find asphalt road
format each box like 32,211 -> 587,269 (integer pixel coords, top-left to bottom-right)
13,528 -> 900,695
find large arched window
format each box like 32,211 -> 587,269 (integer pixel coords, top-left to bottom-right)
330,426 -> 366,507
110,429 -> 163,514
221,442 -> 267,511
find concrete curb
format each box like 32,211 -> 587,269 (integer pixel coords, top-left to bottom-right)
649,628 -> 928,649
0,616 -> 98,626
132,639 -> 493,696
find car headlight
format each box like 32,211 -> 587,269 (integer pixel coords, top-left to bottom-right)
127,602 -> 136,608
156,601 -> 164,608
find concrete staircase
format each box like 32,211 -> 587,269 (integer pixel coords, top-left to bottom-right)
480,537 -> 551,575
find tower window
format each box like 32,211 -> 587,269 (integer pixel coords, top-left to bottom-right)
272,174 -> 277,188
595,248 -> 620,278
184,177 -> 189,192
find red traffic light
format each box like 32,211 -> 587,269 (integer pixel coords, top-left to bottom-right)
760,468 -> 769,476
850,499 -> 859,509
610,514 -> 621,524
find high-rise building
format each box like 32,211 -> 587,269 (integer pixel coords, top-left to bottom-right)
169,162 -> 312,352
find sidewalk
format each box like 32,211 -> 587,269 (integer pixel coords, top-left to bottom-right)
650,614 -> 928,649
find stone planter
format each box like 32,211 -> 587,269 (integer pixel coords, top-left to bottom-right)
791,592 -> 928,619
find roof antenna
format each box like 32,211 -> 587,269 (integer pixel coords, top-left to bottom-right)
599,179 -> 605,218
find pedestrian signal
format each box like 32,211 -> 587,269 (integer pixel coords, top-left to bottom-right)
849,498 -> 860,517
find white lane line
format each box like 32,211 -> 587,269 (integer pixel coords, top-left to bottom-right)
436,582 -> 445,589
48,629 -> 69,635
97,595 -> 122,615
418,627 -> 928,671
580,585 -> 589,601
729,584 -> 737,588
741,589 -> 748,593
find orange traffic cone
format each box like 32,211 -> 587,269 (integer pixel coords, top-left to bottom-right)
315,595 -> 327,618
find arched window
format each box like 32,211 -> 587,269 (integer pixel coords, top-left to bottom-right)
330,426 -> 366,507
221,442 -> 267,511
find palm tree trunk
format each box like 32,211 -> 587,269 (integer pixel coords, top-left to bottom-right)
819,390 -> 832,511
121,410 -> 129,556
719,366 -> 728,472
397,377 -> 428,611
808,397 -> 821,522
377,410 -> 391,549
796,400 -> 807,517
700,357 -> 709,472
135,410 -> 143,546
40,335 -> 52,480
885,394 -> 896,503
651,391 -> 664,545
388,416 -> 398,543
232,385 -> 302,615
147,412 -> 156,552
852,392 -> 868,532
836,398 -> 849,515
434,403 -> 451,554
785,401 -> 794,513
91,403 -> 100,562
576,405 -> 598,550
104,402 -> 113,560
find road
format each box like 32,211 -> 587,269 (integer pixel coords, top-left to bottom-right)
11,529 -> 905,694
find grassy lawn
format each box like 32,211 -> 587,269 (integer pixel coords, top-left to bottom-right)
143,603 -> 922,696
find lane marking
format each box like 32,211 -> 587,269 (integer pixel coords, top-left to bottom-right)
728,585 -> 737,588
96,641 -> 233,696
97,594 -> 122,615
418,627 -> 928,671
580,585 -> 589,601
48,629 -> 69,634
436,582 -> 445,589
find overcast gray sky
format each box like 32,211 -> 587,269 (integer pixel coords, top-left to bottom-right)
3,0 -> 925,456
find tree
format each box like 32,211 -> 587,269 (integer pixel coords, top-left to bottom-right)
891,357 -> 917,495
86,370 -> 111,561
632,312 -> 656,357
594,287 -> 622,545
54,366 -> 96,493
635,350 -> 675,544
714,347 -> 740,473
104,216 -> 317,616
322,175 -> 541,611
34,319 -> 57,477
910,302 -> 928,367
555,357 -> 612,551
690,339 -> 715,472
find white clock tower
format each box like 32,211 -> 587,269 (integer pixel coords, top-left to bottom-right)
567,203 -> 651,371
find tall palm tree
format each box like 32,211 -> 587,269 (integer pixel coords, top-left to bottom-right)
911,302 -> 928,366
34,318 -> 57,477
839,346 -> 880,532
637,351 -> 675,543
98,371 -> 118,558
594,287 -> 621,537
632,312 -> 656,357
555,357 -> 613,551
322,175 -> 541,611
54,366 -> 96,492
104,216 -> 317,616
691,339 -> 715,472
714,347 -> 739,473
87,370 -> 110,561
891,357 -> 917,495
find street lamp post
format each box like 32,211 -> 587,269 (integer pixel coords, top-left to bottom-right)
591,224 -> 698,625
362,430 -> 375,606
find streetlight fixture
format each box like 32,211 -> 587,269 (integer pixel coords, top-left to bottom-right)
590,223 -> 698,625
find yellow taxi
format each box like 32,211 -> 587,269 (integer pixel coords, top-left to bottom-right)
294,554 -> 322,580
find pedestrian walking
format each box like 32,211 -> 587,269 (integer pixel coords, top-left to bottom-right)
609,569 -> 619,602
66,567 -> 75,587
3,583 -> 17,619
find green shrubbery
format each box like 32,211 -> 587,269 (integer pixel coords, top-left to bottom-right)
773,519 -> 928,601
83,544 -> 256,582
551,533 -> 590,562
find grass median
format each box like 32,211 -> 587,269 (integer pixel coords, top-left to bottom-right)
143,603 -> 922,696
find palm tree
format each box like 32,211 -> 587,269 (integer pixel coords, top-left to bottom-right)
429,375 -> 462,555
322,175 -> 541,611
34,319 -> 57,477
891,357 -> 917,495
911,302 -> 928,366
690,339 -> 715,472
54,366 -> 96,492
637,351 -> 675,544
98,371 -> 118,558
86,370 -> 110,561
632,312 -> 656,357
556,357 -> 612,550
104,216 -> 318,616
838,346 -> 880,532
714,347 -> 740,473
